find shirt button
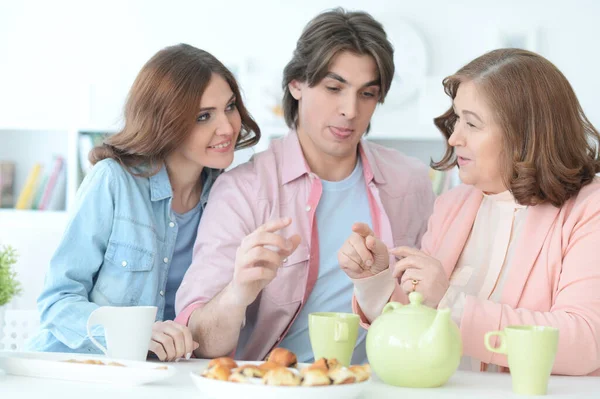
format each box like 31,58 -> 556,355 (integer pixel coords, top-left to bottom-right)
283,258 -> 288,263
163,257 -> 169,264
305,205 -> 311,212
169,222 -> 175,228
159,290 -> 164,296
121,261 -> 127,267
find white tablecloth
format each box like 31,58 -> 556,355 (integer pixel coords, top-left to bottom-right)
1,358 -> 599,398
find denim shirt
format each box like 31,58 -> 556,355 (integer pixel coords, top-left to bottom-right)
27,158 -> 219,354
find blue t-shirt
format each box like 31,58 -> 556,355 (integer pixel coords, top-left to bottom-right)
279,159 -> 372,363
163,201 -> 202,321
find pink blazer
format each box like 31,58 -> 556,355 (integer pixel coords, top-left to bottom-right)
356,180 -> 600,376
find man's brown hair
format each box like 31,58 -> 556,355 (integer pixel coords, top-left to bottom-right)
282,8 -> 394,130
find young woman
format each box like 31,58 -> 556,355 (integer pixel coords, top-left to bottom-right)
28,43 -> 260,361
340,48 -> 600,375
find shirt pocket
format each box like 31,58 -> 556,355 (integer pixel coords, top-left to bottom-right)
262,247 -> 310,306
95,241 -> 155,306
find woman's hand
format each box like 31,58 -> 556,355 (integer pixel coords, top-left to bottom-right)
390,246 -> 449,308
149,320 -> 199,361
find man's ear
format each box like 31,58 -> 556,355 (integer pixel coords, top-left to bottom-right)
288,80 -> 303,100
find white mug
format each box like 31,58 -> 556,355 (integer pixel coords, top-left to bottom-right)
86,306 -> 157,361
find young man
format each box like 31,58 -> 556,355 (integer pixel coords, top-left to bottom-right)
175,8 -> 435,363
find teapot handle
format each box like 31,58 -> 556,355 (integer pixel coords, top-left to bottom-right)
382,302 -> 403,314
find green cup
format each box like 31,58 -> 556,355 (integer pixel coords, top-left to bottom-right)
308,312 -> 359,366
485,325 -> 559,395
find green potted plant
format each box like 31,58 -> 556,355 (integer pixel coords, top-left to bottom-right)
0,245 -> 21,336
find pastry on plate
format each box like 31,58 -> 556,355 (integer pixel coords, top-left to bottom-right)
348,364 -> 371,382
328,367 -> 356,385
202,364 -> 231,381
301,359 -> 325,376
325,358 -> 342,371
265,347 -> 298,368
258,361 -> 282,373
263,367 -> 301,386
300,357 -> 341,376
228,371 -> 249,383
301,368 -> 331,386
208,357 -> 238,370
233,364 -> 266,378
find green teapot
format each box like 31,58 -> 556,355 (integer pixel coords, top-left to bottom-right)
366,291 -> 462,388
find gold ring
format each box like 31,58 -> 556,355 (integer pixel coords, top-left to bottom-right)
411,279 -> 419,292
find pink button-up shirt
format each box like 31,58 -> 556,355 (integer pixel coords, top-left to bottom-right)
175,130 -> 435,360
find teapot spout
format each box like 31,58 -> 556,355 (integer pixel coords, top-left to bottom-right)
419,308 -> 454,366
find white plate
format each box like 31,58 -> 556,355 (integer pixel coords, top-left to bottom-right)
0,351 -> 176,385
189,361 -> 370,399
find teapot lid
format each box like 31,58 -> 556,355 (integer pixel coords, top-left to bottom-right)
409,291 -> 425,306
394,292 -> 437,316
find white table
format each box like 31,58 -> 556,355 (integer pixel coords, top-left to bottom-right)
1,358 -> 599,398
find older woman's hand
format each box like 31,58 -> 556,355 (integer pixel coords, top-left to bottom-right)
390,246 -> 449,308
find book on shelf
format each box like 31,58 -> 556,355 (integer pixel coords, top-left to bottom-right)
37,156 -> 65,211
0,161 -> 16,208
42,164 -> 66,211
13,156 -> 66,211
30,174 -> 48,209
15,163 -> 43,209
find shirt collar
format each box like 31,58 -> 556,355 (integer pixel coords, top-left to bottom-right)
280,130 -> 386,185
483,190 -> 527,209
358,137 -> 386,185
149,163 -> 222,203
149,163 -> 172,201
199,167 -> 221,209
281,130 -> 311,185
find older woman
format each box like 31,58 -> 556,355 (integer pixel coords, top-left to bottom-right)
337,48 -> 600,375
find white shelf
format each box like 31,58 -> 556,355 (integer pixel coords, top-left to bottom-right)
0,209 -> 69,226
0,209 -> 67,215
0,208 -> 71,310
0,128 -> 72,134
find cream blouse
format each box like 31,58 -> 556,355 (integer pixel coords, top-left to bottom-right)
438,190 -> 528,372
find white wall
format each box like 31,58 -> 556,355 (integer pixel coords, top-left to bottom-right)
0,211 -> 68,310
1,0 -> 599,310
0,0 -> 598,133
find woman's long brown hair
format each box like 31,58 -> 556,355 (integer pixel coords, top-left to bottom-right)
89,43 -> 260,175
